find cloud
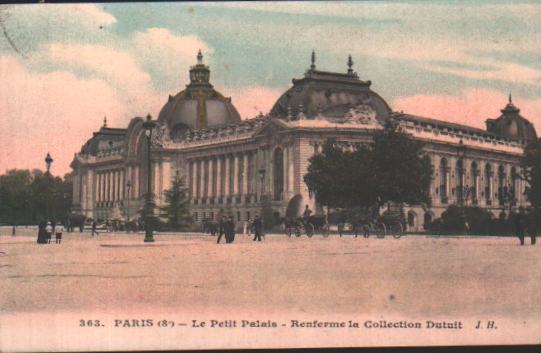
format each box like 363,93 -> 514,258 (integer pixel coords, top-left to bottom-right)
393,89 -> 541,131
226,86 -> 282,119
0,55 -> 127,176
130,28 -> 212,92
0,4 -> 117,56
48,42 -> 150,87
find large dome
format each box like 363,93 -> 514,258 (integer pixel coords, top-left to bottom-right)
270,52 -> 392,122
485,95 -> 537,144
158,51 -> 241,138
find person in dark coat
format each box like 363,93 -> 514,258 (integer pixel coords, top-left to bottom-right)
217,216 -> 227,244
252,215 -> 263,242
225,216 -> 236,243
525,208 -> 537,246
515,207 -> 526,246
91,220 -> 97,236
37,220 -> 48,244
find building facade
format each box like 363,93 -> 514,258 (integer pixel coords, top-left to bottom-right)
71,52 -> 537,231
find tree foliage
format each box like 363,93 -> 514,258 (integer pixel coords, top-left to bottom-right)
160,175 -> 192,230
304,120 -> 433,211
0,169 -> 72,224
523,138 -> 541,207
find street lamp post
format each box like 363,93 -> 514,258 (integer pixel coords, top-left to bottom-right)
258,166 -> 266,223
45,152 -> 53,175
44,153 -> 53,220
126,180 -> 132,232
142,114 -> 156,242
258,166 -> 266,201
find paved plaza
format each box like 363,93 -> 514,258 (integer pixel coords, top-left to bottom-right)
1,228 -> 540,318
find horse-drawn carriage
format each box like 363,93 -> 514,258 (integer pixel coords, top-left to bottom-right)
336,204 -> 405,239
284,214 -> 329,237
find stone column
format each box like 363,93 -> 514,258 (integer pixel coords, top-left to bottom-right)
233,154 -> 239,196
108,171 -> 112,202
86,170 -> 94,217
216,157 -> 222,198
288,145 -> 294,198
96,173 -> 101,202
154,162 -> 161,204
224,155 -> 230,198
267,149 -> 273,198
242,153 -> 249,201
199,159 -> 205,200
191,160 -> 197,199
283,146 -> 289,196
208,158 -> 214,199
133,166 -> 137,199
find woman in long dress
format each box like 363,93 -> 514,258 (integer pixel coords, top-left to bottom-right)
36,220 -> 48,244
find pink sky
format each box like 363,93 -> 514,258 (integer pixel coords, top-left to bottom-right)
2,72 -> 541,178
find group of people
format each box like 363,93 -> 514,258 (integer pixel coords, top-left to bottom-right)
36,220 -> 64,244
215,214 -> 264,244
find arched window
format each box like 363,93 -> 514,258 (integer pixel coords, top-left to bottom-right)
498,165 -> 506,206
471,162 -> 479,204
273,148 -> 284,201
456,159 -> 464,203
485,164 -> 493,205
423,212 -> 433,230
511,167 -> 518,206
440,158 -> 448,203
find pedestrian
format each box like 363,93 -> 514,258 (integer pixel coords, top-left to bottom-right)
515,207 -> 526,246
246,218 -> 252,236
54,222 -> 64,244
225,216 -> 236,243
217,216 -> 227,244
526,208 -> 537,246
252,215 -> 263,242
91,220 -> 97,236
45,221 -> 53,244
37,220 -> 48,244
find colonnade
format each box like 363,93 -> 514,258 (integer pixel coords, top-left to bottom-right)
435,157 -> 525,208
187,146 -> 296,206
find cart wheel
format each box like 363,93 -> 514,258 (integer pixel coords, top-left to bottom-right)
285,227 -> 292,237
322,224 -> 330,238
392,223 -> 404,239
362,225 -> 370,238
376,222 -> 386,238
306,223 -> 314,238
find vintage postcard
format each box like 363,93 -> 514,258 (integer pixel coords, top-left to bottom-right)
1,1 -> 540,351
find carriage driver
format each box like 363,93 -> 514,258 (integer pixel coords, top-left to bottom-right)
303,205 -> 312,220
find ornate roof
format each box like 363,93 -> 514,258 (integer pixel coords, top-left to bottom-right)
269,51 -> 392,122
157,51 -> 241,138
79,117 -> 126,156
485,94 -> 537,144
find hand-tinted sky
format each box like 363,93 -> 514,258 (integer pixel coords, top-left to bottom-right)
1,1 -> 541,176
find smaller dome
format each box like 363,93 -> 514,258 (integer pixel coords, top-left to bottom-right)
80,118 -> 126,156
485,95 -> 537,144
158,51 -> 241,137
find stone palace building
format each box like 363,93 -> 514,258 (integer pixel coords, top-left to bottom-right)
71,51 -> 537,231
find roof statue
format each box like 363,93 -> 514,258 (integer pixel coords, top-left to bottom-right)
347,54 -> 354,76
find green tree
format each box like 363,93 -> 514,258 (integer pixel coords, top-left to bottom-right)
371,119 -> 433,207
0,169 -> 72,224
0,169 -> 33,224
304,120 -> 432,213
523,138 -> 541,207
160,175 -> 192,230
